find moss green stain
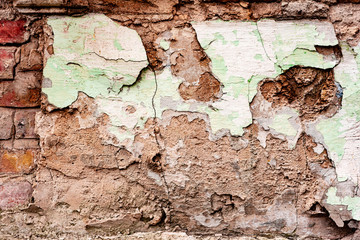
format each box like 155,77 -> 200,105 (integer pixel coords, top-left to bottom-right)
208,111 -> 243,136
272,24 -> 317,60
355,45 -> 360,70
269,113 -> 297,136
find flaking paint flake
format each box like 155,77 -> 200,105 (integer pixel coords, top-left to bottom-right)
43,14 -> 148,108
320,42 -> 360,220
44,16 -> 342,142
42,14 -> 360,226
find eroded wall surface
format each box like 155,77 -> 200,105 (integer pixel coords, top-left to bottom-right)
1,0 -> 360,239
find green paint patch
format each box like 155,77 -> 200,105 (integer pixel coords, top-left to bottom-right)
320,41 -> 360,220
214,32 -> 227,45
231,40 -> 239,46
191,20 -> 338,137
254,54 -> 264,61
316,42 -> 360,168
43,14 -> 148,108
159,39 -> 170,50
269,113 -> 297,136
251,28 -> 262,43
211,54 -> 228,79
316,117 -> 346,163
114,38 -> 124,51
279,48 -> 336,70
44,17 -> 343,146
326,187 -> 360,220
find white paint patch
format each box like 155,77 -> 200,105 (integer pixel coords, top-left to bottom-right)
194,213 -> 222,228
313,144 -> 325,155
147,170 -> 163,186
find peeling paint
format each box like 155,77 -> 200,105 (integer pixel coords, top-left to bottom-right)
44,17 -> 341,144
326,187 -> 360,220
43,14 -> 148,108
320,42 -> 360,220
317,42 -> 360,181
269,112 -> 298,137
192,20 -> 338,136
4,1 -> 360,238
194,213 -> 222,228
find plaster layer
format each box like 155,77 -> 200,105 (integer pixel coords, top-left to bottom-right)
33,13 -> 359,239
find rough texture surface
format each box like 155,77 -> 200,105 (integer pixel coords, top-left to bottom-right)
0,0 -> 360,239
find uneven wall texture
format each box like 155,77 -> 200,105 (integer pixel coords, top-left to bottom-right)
0,0 -> 360,239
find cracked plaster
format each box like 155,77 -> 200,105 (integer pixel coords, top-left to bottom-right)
39,13 -> 360,235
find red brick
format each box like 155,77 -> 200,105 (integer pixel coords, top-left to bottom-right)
14,109 -> 39,139
0,140 -> 12,149
0,71 -> 41,107
0,19 -> 27,44
0,150 -> 35,173
0,181 -> 32,210
69,0 -> 89,7
0,107 -> 13,140
13,139 -> 39,149
18,40 -> 43,71
0,47 -> 17,79
251,2 -> 281,19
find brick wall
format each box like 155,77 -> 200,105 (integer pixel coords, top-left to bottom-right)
0,0 -> 87,212
0,14 -> 40,209
0,0 -> 360,239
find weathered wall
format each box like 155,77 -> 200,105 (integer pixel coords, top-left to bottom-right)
0,0 -> 360,239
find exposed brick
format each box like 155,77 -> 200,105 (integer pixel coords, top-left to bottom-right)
18,40 -> 42,71
69,0 -> 89,7
16,8 -> 68,14
14,0 -> 65,7
0,19 -> 27,44
13,139 -> 39,149
281,0 -> 329,18
251,2 -> 281,19
0,107 -> 13,140
0,150 -> 35,173
0,47 -> 17,79
0,181 -> 32,210
0,71 -> 41,107
0,140 -> 12,149
14,109 -> 39,139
